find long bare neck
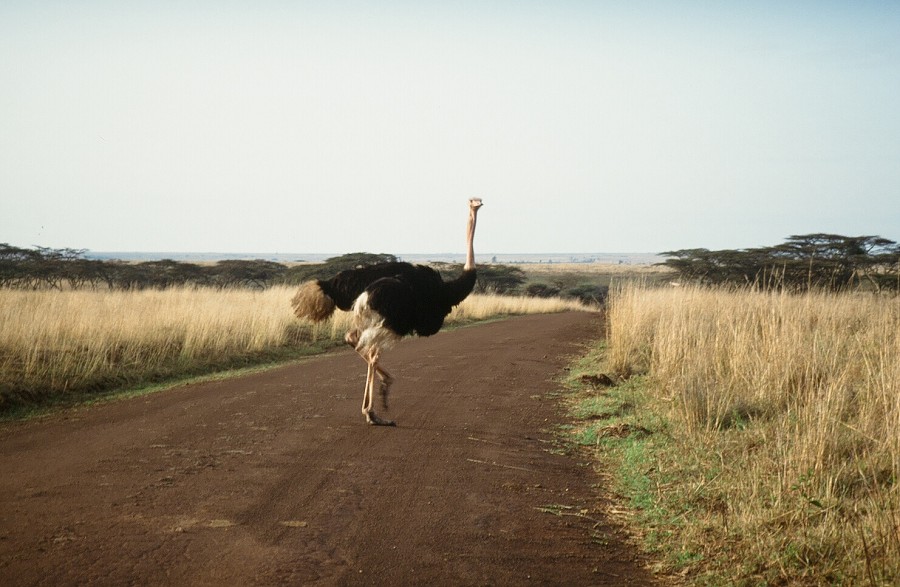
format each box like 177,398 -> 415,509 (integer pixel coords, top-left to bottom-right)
464,206 -> 479,271
442,201 -> 482,308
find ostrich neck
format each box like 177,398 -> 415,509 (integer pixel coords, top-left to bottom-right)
442,205 -> 480,308
464,208 -> 479,271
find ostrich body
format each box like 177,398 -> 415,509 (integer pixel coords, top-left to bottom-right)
291,198 -> 483,425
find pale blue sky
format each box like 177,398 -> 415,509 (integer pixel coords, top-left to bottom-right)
2,1 -> 898,255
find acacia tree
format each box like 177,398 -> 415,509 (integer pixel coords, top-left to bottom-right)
658,248 -> 752,285
0,244 -> 98,289
210,260 -> 287,289
0,244 -> 37,287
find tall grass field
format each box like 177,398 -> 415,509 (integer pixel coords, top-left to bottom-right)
0,285 -> 588,411
597,283 -> 899,584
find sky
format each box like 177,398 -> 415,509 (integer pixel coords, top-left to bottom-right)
1,1 -> 899,256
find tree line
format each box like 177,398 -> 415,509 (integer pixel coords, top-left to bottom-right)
0,246 -> 534,295
661,234 -> 900,293
0,244 -> 288,290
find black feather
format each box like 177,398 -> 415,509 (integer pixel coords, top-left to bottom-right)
318,262 -> 478,338
365,277 -> 418,335
317,262 -> 417,311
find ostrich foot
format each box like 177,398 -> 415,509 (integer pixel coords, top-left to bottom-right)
365,411 -> 396,426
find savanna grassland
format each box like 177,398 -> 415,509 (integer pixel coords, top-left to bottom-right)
0,281 -> 593,415
567,283 -> 900,585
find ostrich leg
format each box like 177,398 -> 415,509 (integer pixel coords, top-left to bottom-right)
347,330 -> 394,409
378,368 -> 394,410
362,357 -> 375,419
363,349 -> 395,426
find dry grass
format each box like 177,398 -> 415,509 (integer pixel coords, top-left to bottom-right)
452,292 -> 591,319
603,283 -> 900,584
0,286 -> 589,410
0,287 -> 308,407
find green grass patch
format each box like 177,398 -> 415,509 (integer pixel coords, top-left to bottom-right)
559,343 -> 730,581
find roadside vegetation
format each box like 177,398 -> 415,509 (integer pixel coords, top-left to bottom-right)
566,283 -> 900,585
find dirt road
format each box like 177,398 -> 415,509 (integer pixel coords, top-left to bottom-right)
0,312 -> 659,586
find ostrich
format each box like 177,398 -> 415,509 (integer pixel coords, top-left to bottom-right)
291,198 -> 484,425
